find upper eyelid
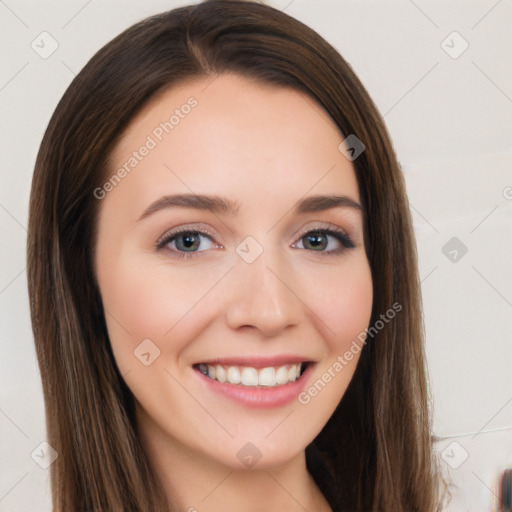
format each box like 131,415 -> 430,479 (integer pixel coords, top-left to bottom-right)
294,223 -> 350,239
156,222 -> 353,250
155,223 -> 217,248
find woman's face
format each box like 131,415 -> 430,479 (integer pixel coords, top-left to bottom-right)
95,73 -> 373,470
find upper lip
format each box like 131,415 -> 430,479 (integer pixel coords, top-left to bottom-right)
194,355 -> 313,369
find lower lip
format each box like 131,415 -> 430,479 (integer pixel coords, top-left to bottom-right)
194,364 -> 313,409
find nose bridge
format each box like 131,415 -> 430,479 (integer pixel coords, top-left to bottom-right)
224,241 -> 301,336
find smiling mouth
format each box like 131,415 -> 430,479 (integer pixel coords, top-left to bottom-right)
194,362 -> 310,387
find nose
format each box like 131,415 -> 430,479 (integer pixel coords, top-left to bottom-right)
224,247 -> 302,337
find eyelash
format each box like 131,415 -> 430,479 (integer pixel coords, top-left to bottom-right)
155,225 -> 355,260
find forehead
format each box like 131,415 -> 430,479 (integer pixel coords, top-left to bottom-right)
106,73 -> 360,215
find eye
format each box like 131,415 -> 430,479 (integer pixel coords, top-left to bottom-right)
293,227 -> 355,254
155,225 -> 355,260
156,229 -> 216,259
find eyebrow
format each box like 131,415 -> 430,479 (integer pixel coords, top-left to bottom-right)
137,193 -> 362,221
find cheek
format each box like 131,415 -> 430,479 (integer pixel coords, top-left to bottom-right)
96,248 -> 222,371
284,257 -> 373,440
299,257 -> 373,398
331,268 -> 373,349
304,256 -> 373,351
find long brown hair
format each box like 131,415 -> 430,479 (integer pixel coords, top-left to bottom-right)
27,1 -> 443,510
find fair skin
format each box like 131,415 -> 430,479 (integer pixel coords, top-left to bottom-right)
94,73 -> 373,511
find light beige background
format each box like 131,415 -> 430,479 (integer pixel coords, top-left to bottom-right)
1,1 -> 511,510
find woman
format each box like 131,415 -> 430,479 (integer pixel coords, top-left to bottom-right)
27,0 -> 444,510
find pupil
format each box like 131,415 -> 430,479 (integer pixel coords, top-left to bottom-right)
180,233 -> 198,251
306,232 -> 326,250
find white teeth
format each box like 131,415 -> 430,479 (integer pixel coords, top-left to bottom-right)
199,363 -> 303,387
216,365 -> 226,383
241,367 -> 259,386
258,367 -> 276,386
227,366 -> 241,384
288,365 -> 298,382
275,366 -> 289,385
